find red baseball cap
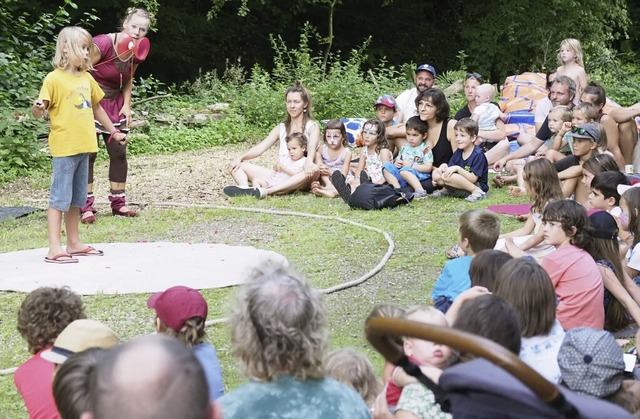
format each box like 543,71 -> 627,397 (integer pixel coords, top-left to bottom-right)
147,286 -> 208,331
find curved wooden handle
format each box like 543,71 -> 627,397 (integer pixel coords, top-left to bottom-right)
365,316 -> 560,403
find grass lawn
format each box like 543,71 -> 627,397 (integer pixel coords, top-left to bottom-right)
0,165 -> 525,417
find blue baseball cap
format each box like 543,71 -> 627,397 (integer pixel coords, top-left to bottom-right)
415,64 -> 436,77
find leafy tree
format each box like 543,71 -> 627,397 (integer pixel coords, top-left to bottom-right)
456,0 -> 630,81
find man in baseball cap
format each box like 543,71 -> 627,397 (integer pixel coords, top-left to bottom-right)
396,63 -> 437,123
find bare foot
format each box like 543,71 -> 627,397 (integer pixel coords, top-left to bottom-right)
492,175 -> 505,188
312,188 -> 338,198
310,181 -> 322,191
508,186 -> 527,197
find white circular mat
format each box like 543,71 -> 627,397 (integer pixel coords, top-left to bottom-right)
0,242 -> 288,295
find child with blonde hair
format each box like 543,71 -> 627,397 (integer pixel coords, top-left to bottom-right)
325,349 -> 381,407
311,119 -> 352,198
32,27 -> 126,263
471,83 -> 504,142
386,307 -> 452,418
545,102 -> 599,163
556,38 -> 588,104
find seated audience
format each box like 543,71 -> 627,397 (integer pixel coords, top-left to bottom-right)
147,285 -> 224,401
431,209 -> 500,313
213,266 -> 371,418
81,334 -> 212,419
493,258 -> 565,383
14,287 -> 86,419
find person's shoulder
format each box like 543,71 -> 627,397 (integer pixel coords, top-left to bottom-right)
321,377 -> 371,415
445,255 -> 472,270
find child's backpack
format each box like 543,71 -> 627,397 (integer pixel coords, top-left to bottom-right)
348,183 -> 412,210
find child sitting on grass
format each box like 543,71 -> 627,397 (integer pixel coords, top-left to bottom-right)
588,171 -> 628,215
540,200 -> 604,330
382,116 -> 433,200
431,118 -> 489,202
431,209 -> 500,313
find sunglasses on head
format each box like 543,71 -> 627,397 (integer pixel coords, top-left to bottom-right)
466,72 -> 483,82
571,126 -> 597,141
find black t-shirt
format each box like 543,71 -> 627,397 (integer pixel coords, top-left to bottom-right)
554,155 -> 580,173
536,115 -> 552,141
454,105 -> 472,121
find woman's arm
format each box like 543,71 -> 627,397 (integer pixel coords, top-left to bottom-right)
119,62 -> 138,127
478,118 -> 506,142
228,125 -> 280,172
446,119 -> 457,152
304,121 -> 321,166
557,164 -> 583,181
601,114 -> 625,170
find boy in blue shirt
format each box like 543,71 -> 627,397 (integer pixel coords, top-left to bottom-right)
431,118 -> 489,202
431,209 -> 500,313
381,116 -> 433,199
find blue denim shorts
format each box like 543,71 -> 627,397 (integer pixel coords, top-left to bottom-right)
49,154 -> 89,211
382,162 -> 430,187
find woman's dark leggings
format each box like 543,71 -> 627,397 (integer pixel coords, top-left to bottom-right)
88,133 -> 128,184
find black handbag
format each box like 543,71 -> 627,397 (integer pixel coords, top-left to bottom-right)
348,182 -> 412,210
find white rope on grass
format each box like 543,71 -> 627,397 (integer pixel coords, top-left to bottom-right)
0,202 -> 394,375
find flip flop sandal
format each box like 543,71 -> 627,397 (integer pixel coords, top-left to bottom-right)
69,246 -> 104,256
446,244 -> 466,259
45,253 -> 79,264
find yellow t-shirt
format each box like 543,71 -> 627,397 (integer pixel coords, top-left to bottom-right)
39,69 -> 103,157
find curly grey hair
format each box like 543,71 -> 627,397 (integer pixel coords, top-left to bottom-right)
229,266 -> 327,381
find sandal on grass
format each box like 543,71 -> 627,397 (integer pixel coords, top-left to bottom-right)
446,243 -> 466,259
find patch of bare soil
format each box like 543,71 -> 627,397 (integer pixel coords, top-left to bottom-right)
0,142 -> 280,209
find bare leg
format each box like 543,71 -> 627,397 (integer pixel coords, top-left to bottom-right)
619,120 -> 638,164
484,140 -> 510,166
400,171 -> 424,191
229,162 -> 273,186
384,170 -> 402,189
47,208 -> 66,259
443,173 -> 481,194
265,170 -> 319,196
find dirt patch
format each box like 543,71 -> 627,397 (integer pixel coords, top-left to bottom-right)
0,142 -> 280,208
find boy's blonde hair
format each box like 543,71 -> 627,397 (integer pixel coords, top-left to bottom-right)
573,102 -> 599,122
548,105 -> 572,122
325,349 -> 381,406
476,83 -> 496,99
557,38 -> 584,67
53,27 -> 94,72
459,209 -> 500,254
403,306 -> 448,327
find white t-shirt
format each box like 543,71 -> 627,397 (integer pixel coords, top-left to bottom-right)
395,87 -> 418,123
473,103 -> 501,131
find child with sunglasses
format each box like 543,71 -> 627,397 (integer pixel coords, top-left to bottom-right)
554,122 -> 607,204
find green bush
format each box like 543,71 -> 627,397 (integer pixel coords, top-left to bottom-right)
0,109 -> 49,183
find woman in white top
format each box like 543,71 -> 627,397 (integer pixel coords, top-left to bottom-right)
223,82 -> 320,199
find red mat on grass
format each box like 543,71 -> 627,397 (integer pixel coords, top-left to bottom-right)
488,203 -> 531,215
